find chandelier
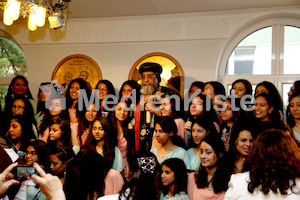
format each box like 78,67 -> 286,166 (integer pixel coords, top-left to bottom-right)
0,0 -> 70,31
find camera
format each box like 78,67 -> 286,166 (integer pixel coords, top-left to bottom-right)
14,166 -> 36,182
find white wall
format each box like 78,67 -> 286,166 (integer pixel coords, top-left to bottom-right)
1,6 -> 299,98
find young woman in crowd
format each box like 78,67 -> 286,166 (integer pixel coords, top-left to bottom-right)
187,133 -> 230,200
202,81 -> 226,123
253,92 -> 286,137
286,92 -> 300,144
185,94 -> 220,147
83,116 -> 124,173
38,96 -> 68,143
153,91 -> 186,148
220,98 -> 239,151
78,102 -> 100,147
65,78 -> 91,153
14,140 -> 49,200
230,79 -> 255,124
230,79 -> 252,99
36,82 -> 58,124
188,81 -> 205,97
151,116 -> 190,169
4,75 -> 37,114
4,115 -> 36,159
47,118 -> 71,150
95,79 -> 116,116
254,81 -> 284,121
119,80 -> 141,106
4,96 -> 37,137
109,101 -> 133,178
224,129 -> 300,200
188,118 -> 217,172
160,158 -> 189,200
225,124 -> 255,174
49,146 -> 79,200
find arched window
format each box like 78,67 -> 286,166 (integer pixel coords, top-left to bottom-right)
0,30 -> 27,107
218,15 -> 300,106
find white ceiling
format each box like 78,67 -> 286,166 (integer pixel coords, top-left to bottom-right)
66,0 -> 300,19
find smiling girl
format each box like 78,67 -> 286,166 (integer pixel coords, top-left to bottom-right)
187,134 -> 230,200
253,93 -> 286,137
226,124 -> 255,174
188,118 -> 217,172
65,78 -> 91,153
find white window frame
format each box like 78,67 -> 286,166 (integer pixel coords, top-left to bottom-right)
217,16 -> 300,101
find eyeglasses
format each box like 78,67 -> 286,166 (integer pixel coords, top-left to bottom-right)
12,105 -> 25,110
25,151 -> 37,155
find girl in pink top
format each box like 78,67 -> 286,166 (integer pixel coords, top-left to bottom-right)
110,101 -> 133,178
187,134 -> 230,200
65,78 -> 91,153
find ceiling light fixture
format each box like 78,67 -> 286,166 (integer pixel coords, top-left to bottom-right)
0,0 -> 70,31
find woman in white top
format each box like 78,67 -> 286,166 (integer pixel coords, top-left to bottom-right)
224,128 -> 300,200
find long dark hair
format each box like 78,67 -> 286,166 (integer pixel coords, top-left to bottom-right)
65,78 -> 91,110
188,94 -> 219,126
120,151 -> 160,200
226,123 -> 256,174
6,115 -> 36,151
161,91 -> 185,120
119,80 -> 141,105
109,101 -> 134,161
195,133 -> 229,193
38,97 -> 69,138
84,117 -> 117,170
4,96 -> 36,126
286,92 -> 300,128
78,150 -> 106,199
156,116 -> 185,149
26,140 -> 49,169
254,81 -> 283,112
255,92 -> 280,121
47,118 -> 71,149
37,82 -> 58,114
5,76 -> 34,105
95,79 -> 116,111
231,79 -> 252,96
245,129 -> 300,195
161,158 -> 187,196
189,116 -> 217,147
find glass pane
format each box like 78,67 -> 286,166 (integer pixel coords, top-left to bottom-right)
283,26 -> 300,74
226,27 -> 272,75
0,37 -> 27,77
